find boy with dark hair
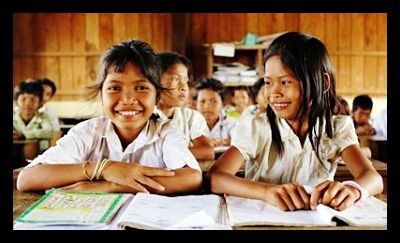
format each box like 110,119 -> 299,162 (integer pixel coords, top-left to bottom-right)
13,80 -> 53,153
352,94 -> 375,136
195,78 -> 237,147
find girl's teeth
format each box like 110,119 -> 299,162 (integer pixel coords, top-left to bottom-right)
119,111 -> 139,116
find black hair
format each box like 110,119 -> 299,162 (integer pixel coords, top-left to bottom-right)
89,39 -> 162,101
352,94 -> 373,112
15,80 -> 44,102
158,52 -> 193,83
250,78 -> 265,102
264,32 -> 337,161
334,96 -> 350,115
39,78 -> 57,96
194,78 -> 225,101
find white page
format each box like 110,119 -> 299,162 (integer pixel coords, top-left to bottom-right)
117,193 -> 230,230
226,195 -> 335,227
330,196 -> 387,226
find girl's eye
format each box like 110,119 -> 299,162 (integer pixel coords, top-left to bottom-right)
171,75 -> 180,82
107,86 -> 121,91
135,86 -> 150,91
282,80 -> 291,85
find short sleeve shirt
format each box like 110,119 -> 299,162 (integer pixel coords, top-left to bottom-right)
231,114 -> 358,187
210,111 -> 237,140
28,117 -> 200,171
157,107 -> 210,146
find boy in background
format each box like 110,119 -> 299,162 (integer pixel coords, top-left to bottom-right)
13,81 -> 53,154
352,94 -> 375,136
195,78 -> 237,147
38,78 -> 60,133
225,86 -> 250,120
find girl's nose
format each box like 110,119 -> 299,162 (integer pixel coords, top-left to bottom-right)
121,90 -> 138,104
269,84 -> 282,98
178,80 -> 188,91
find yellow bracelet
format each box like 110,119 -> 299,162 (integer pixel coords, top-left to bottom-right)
96,159 -> 110,180
91,159 -> 102,181
82,161 -> 91,180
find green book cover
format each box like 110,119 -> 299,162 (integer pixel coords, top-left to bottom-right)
16,188 -> 129,225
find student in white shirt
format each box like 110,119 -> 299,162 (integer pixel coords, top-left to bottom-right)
372,106 -> 387,137
240,78 -> 268,119
207,32 -> 383,212
156,52 -> 214,160
38,78 -> 61,132
194,78 -> 236,147
17,39 -> 202,194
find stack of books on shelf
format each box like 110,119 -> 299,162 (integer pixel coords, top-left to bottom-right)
212,62 -> 258,85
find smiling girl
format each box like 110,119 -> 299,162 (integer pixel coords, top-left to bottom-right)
207,32 -> 382,212
17,40 -> 202,194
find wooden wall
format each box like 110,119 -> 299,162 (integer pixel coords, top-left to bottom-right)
187,13 -> 387,97
13,13 -> 386,100
13,13 -> 173,100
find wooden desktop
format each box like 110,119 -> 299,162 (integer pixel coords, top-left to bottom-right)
13,167 -> 386,230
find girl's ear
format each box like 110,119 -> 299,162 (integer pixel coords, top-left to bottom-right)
323,73 -> 331,93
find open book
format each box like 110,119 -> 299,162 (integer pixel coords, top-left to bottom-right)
14,188 -> 130,230
14,190 -> 230,230
225,195 -> 387,227
116,193 -> 231,230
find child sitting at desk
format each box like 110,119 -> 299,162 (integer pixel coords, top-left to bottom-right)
156,52 -> 214,160
17,39 -> 202,194
13,80 -> 53,153
38,78 -> 61,133
351,94 -> 376,136
207,32 -> 383,212
194,78 -> 237,147
225,86 -> 251,120
240,78 -> 268,119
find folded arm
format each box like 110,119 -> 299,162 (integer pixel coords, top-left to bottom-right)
189,135 -> 215,160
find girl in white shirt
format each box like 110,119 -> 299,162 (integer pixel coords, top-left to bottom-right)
207,32 -> 383,212
17,40 -> 202,194
157,52 -> 214,160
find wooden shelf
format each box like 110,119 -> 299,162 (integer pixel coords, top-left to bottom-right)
204,43 -> 266,82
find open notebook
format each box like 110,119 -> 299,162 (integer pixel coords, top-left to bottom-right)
14,190 -> 230,230
225,195 -> 387,227
116,193 -> 231,230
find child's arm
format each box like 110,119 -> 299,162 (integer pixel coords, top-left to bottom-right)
147,166 -> 203,194
17,163 -> 92,192
57,166 -> 202,194
209,137 -> 231,147
189,135 -> 215,160
207,146 -> 310,211
310,144 -> 383,211
17,161 -> 175,193
57,180 -> 140,193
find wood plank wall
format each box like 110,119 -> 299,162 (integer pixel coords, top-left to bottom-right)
187,13 -> 387,97
13,13 -> 173,100
13,13 -> 386,100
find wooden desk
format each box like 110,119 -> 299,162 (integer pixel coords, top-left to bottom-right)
359,135 -> 387,162
13,168 -> 386,230
13,140 -> 39,169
